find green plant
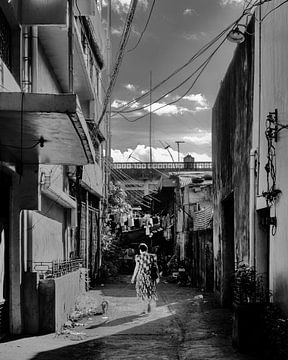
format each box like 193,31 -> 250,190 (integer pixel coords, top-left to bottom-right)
264,303 -> 288,359
233,263 -> 271,304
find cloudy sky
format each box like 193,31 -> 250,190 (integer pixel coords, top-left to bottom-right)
103,0 -> 246,162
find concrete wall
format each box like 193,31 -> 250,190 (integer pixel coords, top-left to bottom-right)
38,44 -> 62,94
27,211 -> 63,263
82,163 -> 102,196
212,18 -> 254,305
253,3 -> 288,313
10,166 -> 40,334
39,270 -> 82,333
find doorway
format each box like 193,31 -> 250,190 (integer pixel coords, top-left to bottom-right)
256,207 -> 270,290
222,193 -> 235,307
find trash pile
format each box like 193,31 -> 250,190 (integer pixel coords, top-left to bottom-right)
57,292 -> 104,340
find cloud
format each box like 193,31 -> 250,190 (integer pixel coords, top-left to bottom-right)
150,102 -> 191,116
111,26 -> 122,36
124,83 -> 137,91
112,24 -> 140,37
183,32 -> 207,41
182,93 -> 210,110
183,33 -> 199,41
111,99 -> 140,109
183,129 -> 211,145
183,8 -> 199,16
105,0 -> 148,14
111,145 -> 178,162
112,93 -> 209,118
111,145 -> 211,162
220,0 -> 244,6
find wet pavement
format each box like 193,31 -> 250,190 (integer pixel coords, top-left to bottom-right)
0,276 -> 263,360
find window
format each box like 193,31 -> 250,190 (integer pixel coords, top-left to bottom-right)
0,8 -> 11,70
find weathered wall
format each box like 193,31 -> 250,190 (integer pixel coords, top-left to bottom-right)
212,19 -> 254,304
39,269 -> 82,333
38,44 -> 62,94
253,3 -> 288,314
82,163 -> 102,196
186,229 -> 213,291
27,211 -> 63,263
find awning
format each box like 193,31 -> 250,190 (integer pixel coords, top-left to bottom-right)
0,92 -> 95,165
42,187 -> 76,208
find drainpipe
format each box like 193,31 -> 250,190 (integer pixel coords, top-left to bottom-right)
31,26 -> 38,92
68,0 -> 74,93
22,26 -> 31,92
249,148 -> 258,267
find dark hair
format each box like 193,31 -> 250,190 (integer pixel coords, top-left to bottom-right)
139,243 -> 148,252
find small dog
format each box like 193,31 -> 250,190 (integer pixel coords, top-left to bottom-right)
101,300 -> 109,318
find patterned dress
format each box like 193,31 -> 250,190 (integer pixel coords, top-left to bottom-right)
135,252 -> 158,301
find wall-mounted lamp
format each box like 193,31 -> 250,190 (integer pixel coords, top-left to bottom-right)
40,170 -> 52,190
227,25 -> 246,44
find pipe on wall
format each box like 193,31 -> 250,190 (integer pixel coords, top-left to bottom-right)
249,148 -> 258,267
31,26 -> 38,92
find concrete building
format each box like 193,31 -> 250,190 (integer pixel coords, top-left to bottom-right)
0,0 -> 107,336
152,171 -> 213,289
111,158 -> 212,208
213,0 -> 288,314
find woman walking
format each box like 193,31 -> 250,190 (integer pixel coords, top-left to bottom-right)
131,243 -> 160,315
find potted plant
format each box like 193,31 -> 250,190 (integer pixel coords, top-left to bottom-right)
232,263 -> 272,352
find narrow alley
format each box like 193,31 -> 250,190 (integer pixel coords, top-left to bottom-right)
1,276 -> 262,360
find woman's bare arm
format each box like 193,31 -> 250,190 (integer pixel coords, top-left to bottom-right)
131,261 -> 139,283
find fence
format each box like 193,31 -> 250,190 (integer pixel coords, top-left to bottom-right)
28,258 -> 83,279
112,162 -> 212,171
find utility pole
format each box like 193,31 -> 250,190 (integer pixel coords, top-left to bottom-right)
105,0 -> 112,204
175,141 -> 185,162
149,71 -> 152,163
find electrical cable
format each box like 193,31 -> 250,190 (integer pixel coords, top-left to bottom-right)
112,24 -> 232,115
0,139 -> 44,150
95,0 -> 139,129
112,167 -> 159,201
115,35 -> 227,124
102,157 -> 154,205
108,161 -> 159,203
127,0 -> 156,53
261,0 -> 288,21
111,0 -> 261,116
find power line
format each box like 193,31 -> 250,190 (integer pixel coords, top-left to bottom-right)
111,0 -> 264,116
112,24 -> 231,115
94,0 -> 139,129
127,0 -> 156,53
261,0 -> 288,21
113,36 -> 226,124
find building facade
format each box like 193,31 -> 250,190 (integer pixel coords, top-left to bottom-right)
0,0 -> 107,335
213,0 -> 288,314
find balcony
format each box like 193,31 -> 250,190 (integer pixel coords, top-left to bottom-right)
37,4 -> 105,103
0,92 -> 95,165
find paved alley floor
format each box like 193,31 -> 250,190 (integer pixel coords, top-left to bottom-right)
0,276 -> 263,360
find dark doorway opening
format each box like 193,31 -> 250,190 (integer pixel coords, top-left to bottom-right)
0,171 -> 10,337
222,193 -> 235,307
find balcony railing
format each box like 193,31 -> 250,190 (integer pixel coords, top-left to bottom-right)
28,259 -> 83,279
112,162 -> 212,171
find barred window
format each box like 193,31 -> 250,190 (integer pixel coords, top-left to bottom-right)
0,8 -> 11,69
